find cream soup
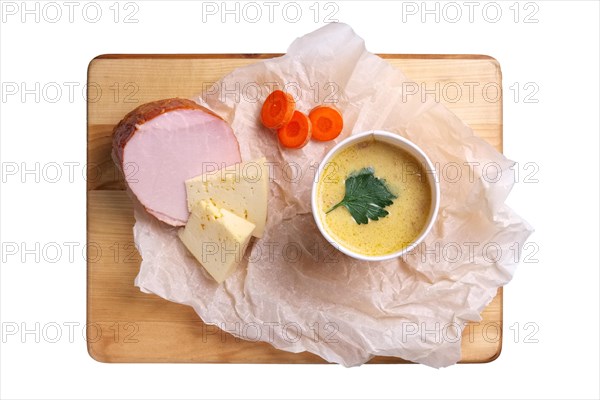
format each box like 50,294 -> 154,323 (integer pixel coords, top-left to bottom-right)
317,139 -> 432,256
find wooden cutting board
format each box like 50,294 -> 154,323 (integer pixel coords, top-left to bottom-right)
87,54 -> 503,363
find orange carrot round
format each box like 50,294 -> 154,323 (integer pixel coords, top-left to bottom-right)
260,90 -> 295,129
277,111 -> 312,149
308,106 -> 343,141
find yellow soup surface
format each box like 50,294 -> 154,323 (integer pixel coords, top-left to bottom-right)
317,139 -> 432,256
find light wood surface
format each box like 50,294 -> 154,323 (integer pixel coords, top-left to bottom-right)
87,54 -> 503,363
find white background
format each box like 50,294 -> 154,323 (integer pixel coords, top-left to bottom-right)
1,1 -> 598,399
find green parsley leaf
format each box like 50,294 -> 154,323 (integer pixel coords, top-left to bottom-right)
326,167 -> 397,225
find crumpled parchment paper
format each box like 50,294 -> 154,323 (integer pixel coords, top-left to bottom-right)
132,23 -> 533,367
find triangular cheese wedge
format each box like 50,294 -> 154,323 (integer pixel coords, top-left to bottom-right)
185,157 -> 269,237
178,201 -> 255,283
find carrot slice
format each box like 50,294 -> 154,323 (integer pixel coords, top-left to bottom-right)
277,111 -> 312,149
260,90 -> 295,129
308,106 -> 343,141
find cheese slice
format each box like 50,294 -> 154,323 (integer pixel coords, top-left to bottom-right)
178,201 -> 255,284
185,157 -> 269,238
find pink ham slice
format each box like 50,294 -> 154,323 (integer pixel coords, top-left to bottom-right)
112,98 -> 241,226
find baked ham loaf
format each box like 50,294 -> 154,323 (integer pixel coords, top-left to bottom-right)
112,98 -> 241,226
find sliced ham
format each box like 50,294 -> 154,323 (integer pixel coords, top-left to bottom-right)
112,98 -> 241,226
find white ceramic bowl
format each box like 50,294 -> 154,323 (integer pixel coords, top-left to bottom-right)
311,130 -> 440,261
